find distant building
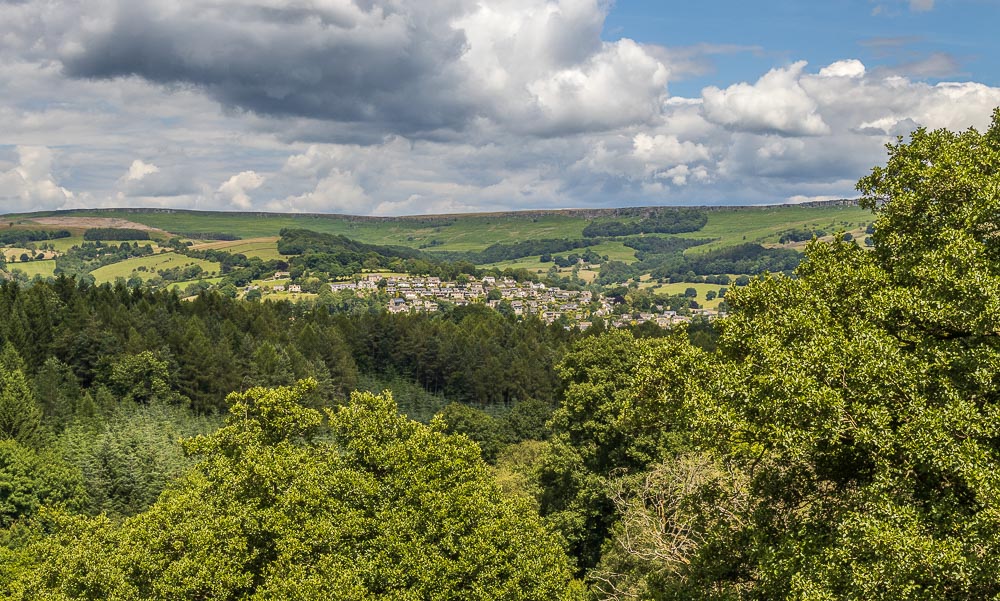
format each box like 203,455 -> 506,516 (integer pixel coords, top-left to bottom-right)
388,298 -> 408,313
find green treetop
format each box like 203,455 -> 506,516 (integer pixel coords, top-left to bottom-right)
6,380 -> 576,600
588,110 -> 1000,599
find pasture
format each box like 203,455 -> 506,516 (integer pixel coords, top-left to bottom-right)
190,237 -> 284,261
8,259 -> 57,279
89,252 -> 222,284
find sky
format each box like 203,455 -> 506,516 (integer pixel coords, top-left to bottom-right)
1,0 -> 998,216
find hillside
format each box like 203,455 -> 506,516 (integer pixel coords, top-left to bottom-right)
2,201 -> 868,250
0,203 -> 873,316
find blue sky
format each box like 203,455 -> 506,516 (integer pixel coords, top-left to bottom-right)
606,0 -> 1000,95
0,0 -> 997,215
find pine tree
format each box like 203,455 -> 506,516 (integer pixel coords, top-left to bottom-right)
0,365 -> 44,447
33,356 -> 81,427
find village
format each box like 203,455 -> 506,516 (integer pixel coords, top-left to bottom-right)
324,273 -> 723,329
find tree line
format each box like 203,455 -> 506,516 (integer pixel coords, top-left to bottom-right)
582,208 -> 708,237
0,229 -> 71,245
82,228 -> 151,241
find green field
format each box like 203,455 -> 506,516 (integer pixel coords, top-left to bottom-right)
250,278 -> 290,288
486,258 -> 549,272
89,252 -> 222,284
9,259 -> 56,279
190,237 -> 284,261
640,281 -> 732,310
397,215 -> 587,251
586,241 -> 639,263
484,241 -> 638,273
46,236 -> 86,252
2,247 -> 62,261
680,204 -> 872,254
3,248 -> 40,262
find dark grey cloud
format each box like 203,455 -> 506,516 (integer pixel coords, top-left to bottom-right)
56,0 -> 673,141
61,1 -> 477,136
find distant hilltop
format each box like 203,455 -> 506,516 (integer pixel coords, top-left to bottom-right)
4,199 -> 860,222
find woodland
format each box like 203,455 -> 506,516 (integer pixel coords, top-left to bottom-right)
1,112 -> 1000,599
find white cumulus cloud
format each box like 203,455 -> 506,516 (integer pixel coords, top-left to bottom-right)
215,171 -> 264,210
0,146 -> 73,212
125,159 -> 159,181
702,61 -> 831,136
274,169 -> 372,214
818,59 -> 866,78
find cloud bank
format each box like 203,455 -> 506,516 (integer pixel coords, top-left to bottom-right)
0,0 -> 998,215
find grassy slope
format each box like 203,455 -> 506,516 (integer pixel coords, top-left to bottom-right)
584,241 -> 639,263
89,252 -> 222,284
42,205 -> 872,252
640,282 -> 731,310
483,241 -> 639,273
189,237 -> 284,261
47,236 -> 86,252
680,205 -> 872,254
42,211 -> 588,251
51,211 -> 584,249
8,260 -> 56,278
1,205 -> 875,284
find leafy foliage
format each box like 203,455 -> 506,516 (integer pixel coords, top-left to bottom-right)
277,228 -> 425,259
584,109 -> 1000,599
681,242 -> 801,275
778,227 -> 827,243
3,381 -> 575,599
0,441 -> 86,528
82,228 -> 151,241
583,209 -> 708,237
